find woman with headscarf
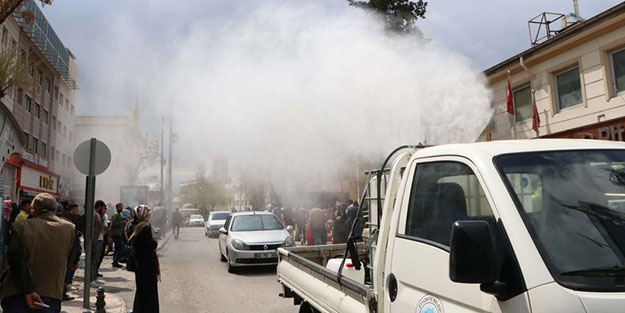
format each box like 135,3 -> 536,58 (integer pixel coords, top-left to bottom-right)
125,205 -> 160,313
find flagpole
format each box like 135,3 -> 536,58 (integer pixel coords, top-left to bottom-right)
507,70 -> 517,139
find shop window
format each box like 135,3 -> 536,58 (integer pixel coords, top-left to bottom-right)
514,85 -> 532,122
611,47 -> 625,94
555,66 -> 582,111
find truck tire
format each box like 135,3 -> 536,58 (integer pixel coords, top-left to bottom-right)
299,302 -> 319,313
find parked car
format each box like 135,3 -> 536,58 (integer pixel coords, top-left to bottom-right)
188,214 -> 205,227
219,211 -> 294,273
205,211 -> 231,237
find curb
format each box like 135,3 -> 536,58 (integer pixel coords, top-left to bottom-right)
156,230 -> 173,252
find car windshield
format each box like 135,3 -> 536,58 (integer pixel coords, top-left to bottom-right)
211,212 -> 230,220
190,215 -> 203,220
496,150 -> 625,291
230,215 -> 283,232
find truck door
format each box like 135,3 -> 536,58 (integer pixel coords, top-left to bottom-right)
387,158 -> 530,313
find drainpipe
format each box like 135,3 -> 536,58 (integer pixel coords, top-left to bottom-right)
520,56 -> 540,137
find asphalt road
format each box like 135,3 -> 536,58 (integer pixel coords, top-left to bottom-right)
155,226 -> 296,313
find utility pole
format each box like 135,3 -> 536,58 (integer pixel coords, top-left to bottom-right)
167,112 -> 173,212
160,116 -> 165,208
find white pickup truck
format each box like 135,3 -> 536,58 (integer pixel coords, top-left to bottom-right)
277,139 -> 625,313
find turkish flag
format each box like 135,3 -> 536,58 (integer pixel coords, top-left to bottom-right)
506,79 -> 514,115
532,98 -> 541,132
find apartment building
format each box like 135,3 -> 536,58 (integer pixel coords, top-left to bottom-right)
483,3 -> 625,142
0,1 -> 79,202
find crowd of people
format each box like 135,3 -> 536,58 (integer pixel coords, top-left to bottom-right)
0,194 -> 161,313
271,200 -> 365,246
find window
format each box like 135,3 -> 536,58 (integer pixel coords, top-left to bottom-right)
42,109 -> 49,124
60,93 -> 64,105
404,161 -> 494,247
33,103 -> 40,118
41,142 -> 46,157
55,150 -> 60,162
50,146 -> 55,160
52,116 -> 57,129
23,132 -> 28,148
611,48 -> 625,94
37,69 -> 42,85
44,77 -> 50,93
555,66 -> 582,111
65,99 -> 69,111
32,137 -> 38,154
513,85 -> 532,122
54,86 -> 58,99
71,105 -> 75,115
23,95 -> 31,113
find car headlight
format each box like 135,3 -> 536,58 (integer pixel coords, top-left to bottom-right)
231,239 -> 249,250
284,236 -> 295,247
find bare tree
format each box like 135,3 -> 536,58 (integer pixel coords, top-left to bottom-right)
0,48 -> 33,100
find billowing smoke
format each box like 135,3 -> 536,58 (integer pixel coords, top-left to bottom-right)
70,1 -> 493,203
162,2 -> 492,188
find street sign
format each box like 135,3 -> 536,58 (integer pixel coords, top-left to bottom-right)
73,139 -> 111,175
73,138 -> 110,309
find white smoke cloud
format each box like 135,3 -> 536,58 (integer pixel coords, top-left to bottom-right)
158,2 -> 493,185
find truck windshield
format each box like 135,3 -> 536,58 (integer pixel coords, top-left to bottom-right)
496,150 -> 625,292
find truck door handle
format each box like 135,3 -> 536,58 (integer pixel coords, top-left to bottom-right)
388,273 -> 398,302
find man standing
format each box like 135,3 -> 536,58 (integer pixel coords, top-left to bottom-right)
91,200 -> 105,284
0,193 -> 75,312
61,204 -> 81,301
309,207 -> 327,245
110,203 -> 125,268
13,200 -> 31,223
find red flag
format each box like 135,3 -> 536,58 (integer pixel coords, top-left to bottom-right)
532,97 -> 541,133
506,78 -> 514,115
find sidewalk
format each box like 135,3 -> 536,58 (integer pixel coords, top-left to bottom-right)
63,230 -> 172,313
61,255 -> 128,313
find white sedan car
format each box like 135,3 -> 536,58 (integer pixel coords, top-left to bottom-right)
205,211 -> 231,237
219,211 -> 294,273
188,214 -> 205,227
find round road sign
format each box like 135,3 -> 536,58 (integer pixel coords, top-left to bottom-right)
73,139 -> 111,176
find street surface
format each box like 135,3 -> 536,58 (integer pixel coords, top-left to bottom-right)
106,227 -> 295,313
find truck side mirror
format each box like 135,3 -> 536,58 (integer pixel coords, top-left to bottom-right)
219,227 -> 228,235
449,220 -> 496,284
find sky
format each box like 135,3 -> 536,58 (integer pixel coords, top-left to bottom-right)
41,0 -> 622,120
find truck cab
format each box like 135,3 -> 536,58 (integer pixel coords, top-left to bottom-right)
278,139 -> 625,313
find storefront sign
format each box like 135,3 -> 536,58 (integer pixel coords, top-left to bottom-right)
544,117 -> 625,141
21,151 -> 49,168
20,165 -> 58,194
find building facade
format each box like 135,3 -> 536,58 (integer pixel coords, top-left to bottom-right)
0,1 -> 78,202
71,103 -> 143,206
483,3 -> 625,143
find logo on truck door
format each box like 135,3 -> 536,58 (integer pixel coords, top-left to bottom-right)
416,295 -> 444,313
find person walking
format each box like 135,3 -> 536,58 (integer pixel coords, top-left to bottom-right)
309,207 -> 327,245
0,193 -> 75,312
110,203 -> 125,268
171,208 -> 182,240
126,205 -> 159,313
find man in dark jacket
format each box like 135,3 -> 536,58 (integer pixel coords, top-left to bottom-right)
110,203 -> 125,268
0,193 -> 75,312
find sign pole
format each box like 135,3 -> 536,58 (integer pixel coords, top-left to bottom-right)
82,138 -> 97,309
